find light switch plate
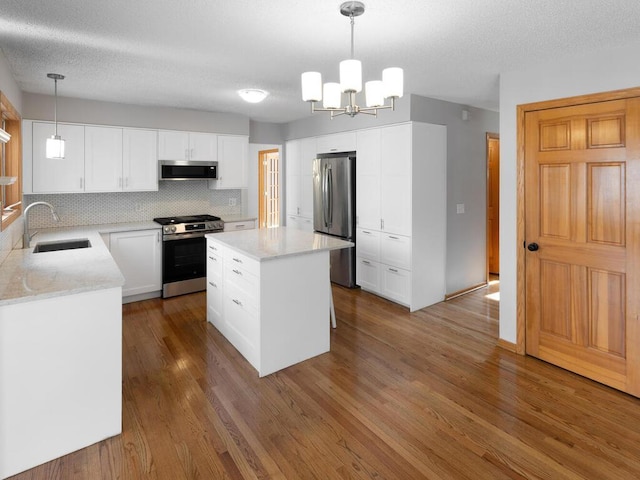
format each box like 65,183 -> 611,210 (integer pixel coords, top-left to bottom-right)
456,203 -> 465,214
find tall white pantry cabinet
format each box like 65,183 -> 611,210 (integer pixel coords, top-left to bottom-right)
355,122 -> 446,312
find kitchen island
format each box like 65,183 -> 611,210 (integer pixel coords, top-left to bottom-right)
205,227 -> 352,377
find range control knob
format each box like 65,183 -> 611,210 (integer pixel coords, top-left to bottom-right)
170,225 -> 177,233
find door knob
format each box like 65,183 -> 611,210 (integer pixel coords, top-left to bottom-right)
527,242 -> 539,251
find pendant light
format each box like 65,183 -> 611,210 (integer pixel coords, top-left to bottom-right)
301,1 -> 403,119
45,73 -> 65,159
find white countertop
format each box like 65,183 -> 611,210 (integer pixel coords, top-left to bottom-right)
0,221 -> 161,306
206,227 -> 353,261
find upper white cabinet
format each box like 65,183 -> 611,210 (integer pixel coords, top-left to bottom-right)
215,135 -> 248,189
158,130 -> 217,162
28,121 -> 158,193
316,131 -> 356,154
380,124 -> 412,236
84,126 -> 123,192
355,128 -> 381,231
122,128 -> 158,191
31,122 -> 85,193
285,137 -> 316,225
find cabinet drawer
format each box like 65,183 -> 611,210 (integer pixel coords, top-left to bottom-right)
380,233 -> 411,270
356,257 -> 380,293
223,220 -> 256,232
207,249 -> 223,277
356,229 -> 380,261
224,261 -> 259,303
381,265 -> 411,305
225,248 -> 260,277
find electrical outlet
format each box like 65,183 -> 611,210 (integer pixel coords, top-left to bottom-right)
229,198 -> 237,207
134,203 -> 143,212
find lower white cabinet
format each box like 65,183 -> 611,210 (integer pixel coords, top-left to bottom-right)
109,229 -> 162,301
287,214 -> 313,232
223,219 -> 256,232
356,228 -> 412,306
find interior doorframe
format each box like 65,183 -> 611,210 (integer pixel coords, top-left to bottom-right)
486,132 -> 500,283
515,86 -> 640,355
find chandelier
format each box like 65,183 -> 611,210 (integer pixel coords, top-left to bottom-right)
301,1 -> 403,119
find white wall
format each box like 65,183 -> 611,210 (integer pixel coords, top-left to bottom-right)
499,40 -> 640,343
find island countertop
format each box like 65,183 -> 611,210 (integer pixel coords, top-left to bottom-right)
205,226 -> 353,261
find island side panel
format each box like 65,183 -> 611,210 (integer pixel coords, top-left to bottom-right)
0,287 -> 122,479
259,250 -> 331,377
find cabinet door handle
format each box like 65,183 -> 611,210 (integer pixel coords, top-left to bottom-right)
208,256 -> 217,261
208,281 -> 217,288
209,245 -> 217,251
389,268 -> 398,273
232,269 -> 242,276
233,257 -> 243,264
362,260 -> 370,265
388,236 -> 399,240
362,230 -> 371,235
191,148 -> 194,158
185,148 -> 189,159
80,178 -> 83,189
157,232 -> 160,243
235,224 -> 245,229
232,299 -> 243,307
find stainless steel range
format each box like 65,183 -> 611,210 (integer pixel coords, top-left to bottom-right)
153,214 -> 224,298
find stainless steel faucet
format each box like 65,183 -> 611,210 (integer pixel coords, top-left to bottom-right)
23,201 -> 60,248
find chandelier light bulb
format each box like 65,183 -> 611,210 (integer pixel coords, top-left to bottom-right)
323,83 -> 342,109
301,72 -> 323,102
382,67 -> 404,99
339,59 -> 362,93
365,80 -> 384,107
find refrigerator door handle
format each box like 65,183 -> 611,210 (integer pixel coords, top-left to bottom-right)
327,163 -> 333,228
322,163 -> 329,227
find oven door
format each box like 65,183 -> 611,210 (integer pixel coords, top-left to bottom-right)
162,235 -> 207,285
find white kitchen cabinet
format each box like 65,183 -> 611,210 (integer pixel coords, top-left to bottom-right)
316,131 -> 356,154
215,135 -> 248,189
380,124 -> 412,236
123,128 -> 158,191
109,229 -> 162,302
84,126 -> 123,192
206,233 -> 333,377
28,122 -> 158,193
285,137 -> 316,230
158,130 -> 217,162
355,128 -> 381,230
223,219 -> 256,232
354,122 -> 446,311
31,122 -> 85,193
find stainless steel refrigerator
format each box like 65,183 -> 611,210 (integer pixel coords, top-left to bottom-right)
313,152 -> 356,288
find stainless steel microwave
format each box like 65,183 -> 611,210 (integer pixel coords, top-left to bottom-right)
158,160 -> 218,180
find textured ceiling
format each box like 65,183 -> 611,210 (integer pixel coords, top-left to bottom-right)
1,0 -> 640,123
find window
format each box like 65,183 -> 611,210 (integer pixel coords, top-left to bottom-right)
258,149 -> 280,228
1,92 -> 22,230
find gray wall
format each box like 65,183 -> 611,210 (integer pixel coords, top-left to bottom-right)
23,93 -> 249,135
249,120 -> 285,144
411,96 -> 499,293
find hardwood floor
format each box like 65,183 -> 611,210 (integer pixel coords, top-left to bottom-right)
10,281 -> 640,479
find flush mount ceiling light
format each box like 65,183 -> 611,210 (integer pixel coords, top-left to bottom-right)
45,73 -> 65,159
301,1 -> 403,119
238,89 -> 269,103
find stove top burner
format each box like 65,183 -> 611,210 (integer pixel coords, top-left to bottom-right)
153,214 -> 221,226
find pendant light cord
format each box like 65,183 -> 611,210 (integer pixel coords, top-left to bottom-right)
54,77 -> 58,136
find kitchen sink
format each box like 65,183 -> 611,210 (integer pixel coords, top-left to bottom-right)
33,238 -> 92,253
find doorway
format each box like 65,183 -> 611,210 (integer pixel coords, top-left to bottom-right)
518,89 -> 640,397
258,149 -> 280,228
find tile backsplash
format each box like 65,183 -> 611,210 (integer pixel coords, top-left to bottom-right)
24,181 -> 243,228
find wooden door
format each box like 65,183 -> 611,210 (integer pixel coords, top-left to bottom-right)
524,97 -> 640,396
487,134 -> 500,274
